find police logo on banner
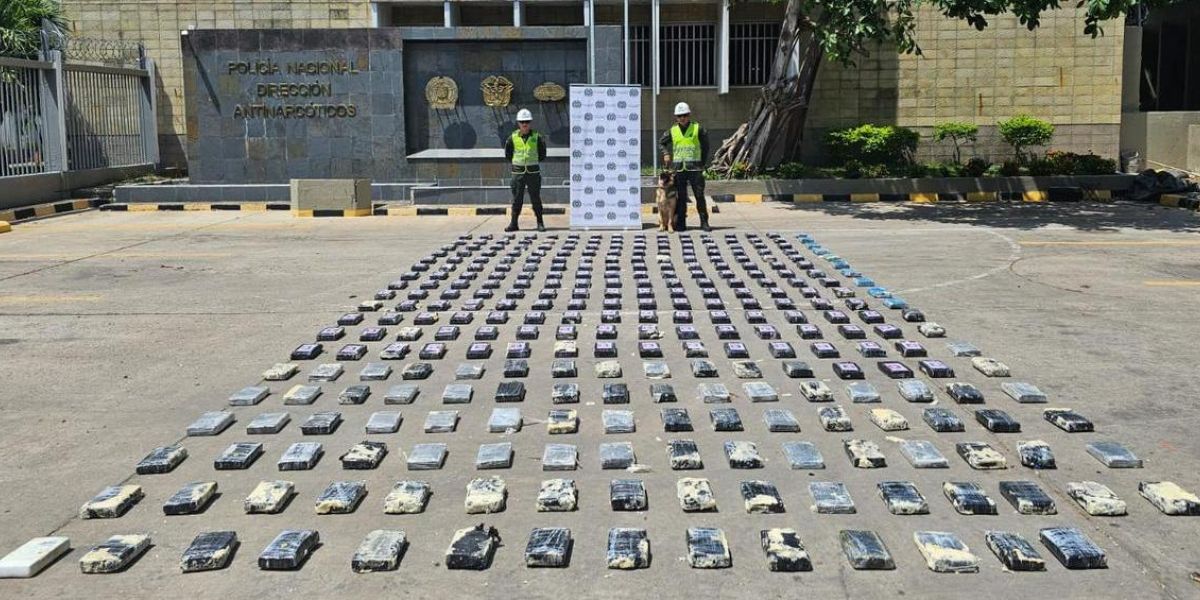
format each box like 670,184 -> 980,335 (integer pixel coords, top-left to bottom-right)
569,85 -> 642,229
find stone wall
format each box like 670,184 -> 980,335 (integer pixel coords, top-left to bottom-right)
62,0 -> 375,168
402,38 -> 586,154
64,0 -> 1126,172
180,26 -> 622,183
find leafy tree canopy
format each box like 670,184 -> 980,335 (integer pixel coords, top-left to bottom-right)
739,0 -> 1174,66
0,0 -> 68,58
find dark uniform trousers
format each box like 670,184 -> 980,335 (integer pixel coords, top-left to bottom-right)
510,169 -> 543,222
673,167 -> 707,230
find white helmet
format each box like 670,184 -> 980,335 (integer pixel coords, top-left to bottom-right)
516,108 -> 533,122
673,102 -> 691,116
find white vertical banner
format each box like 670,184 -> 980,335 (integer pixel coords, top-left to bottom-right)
568,84 -> 642,230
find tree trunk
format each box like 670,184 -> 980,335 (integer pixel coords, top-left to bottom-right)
710,0 -> 823,176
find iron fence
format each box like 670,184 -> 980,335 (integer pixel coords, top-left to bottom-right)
64,65 -> 153,170
630,23 -> 717,88
729,22 -> 780,87
0,26 -> 156,181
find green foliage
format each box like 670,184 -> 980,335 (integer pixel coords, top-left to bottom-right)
964,157 -> 991,177
922,161 -> 968,177
825,124 -> 920,167
997,114 -> 1055,162
1026,156 -> 1057,176
775,162 -> 815,179
933,121 -> 979,164
761,151 -> 1112,180
727,161 -> 753,180
1044,151 -> 1117,175
0,0 -> 68,58
734,0 -> 1172,68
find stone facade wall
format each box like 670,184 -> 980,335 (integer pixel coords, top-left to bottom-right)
179,26 -> 622,183
63,0 -> 1125,171
62,1 -> 374,168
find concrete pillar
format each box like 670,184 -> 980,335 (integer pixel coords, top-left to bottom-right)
140,56 -> 160,166
39,50 -> 69,172
717,0 -> 730,94
444,1 -> 458,27
1121,26 -> 1142,113
369,2 -> 382,27
514,0 -> 524,26
585,0 -> 595,82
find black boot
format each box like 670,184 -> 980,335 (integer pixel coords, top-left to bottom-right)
504,221 -> 518,232
701,218 -> 711,232
536,216 -> 545,232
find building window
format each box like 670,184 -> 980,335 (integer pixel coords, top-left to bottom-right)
729,22 -> 780,86
386,3 -> 444,26
525,3 -> 584,26
1139,5 -> 1200,111
629,24 -> 716,88
459,3 -> 512,26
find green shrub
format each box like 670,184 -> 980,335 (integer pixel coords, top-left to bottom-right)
1044,151 -> 1116,175
933,121 -> 979,164
902,162 -> 930,178
923,161 -> 967,177
1074,153 -> 1116,175
1026,156 -> 1057,176
860,163 -> 893,179
825,124 -> 920,167
997,115 -> 1054,163
964,157 -> 991,177
775,162 -> 816,180
999,160 -> 1023,176
727,161 -> 753,180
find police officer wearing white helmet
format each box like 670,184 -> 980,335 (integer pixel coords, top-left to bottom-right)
503,108 -> 548,232
659,101 -> 711,232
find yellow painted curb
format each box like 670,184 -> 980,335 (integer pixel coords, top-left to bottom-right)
733,194 -> 762,203
345,208 -> 372,217
72,199 -> 92,211
447,207 -> 477,217
1022,191 -> 1048,203
33,204 -> 56,217
966,192 -> 998,202
1092,190 -> 1112,200
910,193 -> 938,204
0,221 -> 10,234
127,204 -> 160,212
292,209 -> 313,217
793,194 -> 822,203
850,193 -> 880,203
241,203 -> 268,212
183,203 -> 212,211
387,207 -> 418,217
0,211 -> 13,223
1160,195 -> 1182,208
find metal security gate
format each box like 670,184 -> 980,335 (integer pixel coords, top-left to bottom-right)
0,60 -> 48,178
64,65 -> 154,170
0,25 -> 157,183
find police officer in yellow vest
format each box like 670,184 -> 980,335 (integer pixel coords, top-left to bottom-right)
659,102 -> 711,232
503,108 -> 548,232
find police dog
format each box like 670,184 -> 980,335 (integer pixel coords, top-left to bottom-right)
656,170 -> 677,232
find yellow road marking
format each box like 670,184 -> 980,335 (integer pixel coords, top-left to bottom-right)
1144,280 -> 1200,287
1019,240 -> 1200,247
0,294 -> 104,303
